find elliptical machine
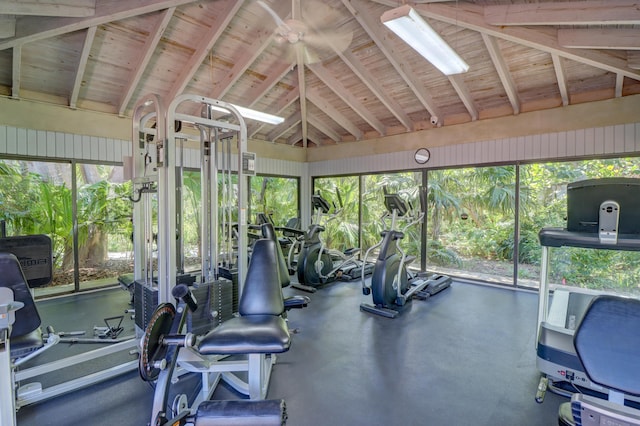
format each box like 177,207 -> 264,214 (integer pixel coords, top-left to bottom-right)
360,187 -> 451,318
293,192 -> 372,293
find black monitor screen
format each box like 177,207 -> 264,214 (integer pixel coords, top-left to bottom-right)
567,178 -> 640,234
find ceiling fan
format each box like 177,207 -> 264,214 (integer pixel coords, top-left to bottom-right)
257,0 -> 352,64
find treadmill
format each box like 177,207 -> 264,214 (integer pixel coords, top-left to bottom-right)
535,177 -> 640,403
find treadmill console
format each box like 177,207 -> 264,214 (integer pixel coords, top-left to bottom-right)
567,177 -> 640,236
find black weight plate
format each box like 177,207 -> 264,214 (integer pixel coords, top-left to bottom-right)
139,303 -> 176,382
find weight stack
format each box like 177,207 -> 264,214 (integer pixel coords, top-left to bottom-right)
186,279 -> 234,334
134,279 -> 235,334
133,280 -> 159,332
218,266 -> 239,314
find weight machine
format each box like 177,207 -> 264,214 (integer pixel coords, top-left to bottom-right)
133,94 -> 293,425
0,237 -> 138,426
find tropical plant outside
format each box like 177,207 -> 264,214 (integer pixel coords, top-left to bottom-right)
2,155 -> 640,295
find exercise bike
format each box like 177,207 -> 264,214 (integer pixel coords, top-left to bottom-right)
293,192 -> 372,293
360,187 -> 451,318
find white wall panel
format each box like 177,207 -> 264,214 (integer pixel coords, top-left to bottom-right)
27,129 -> 37,156
16,128 -> 26,156
6,127 -> 16,154
309,123 -> 640,177
0,126 -> 5,153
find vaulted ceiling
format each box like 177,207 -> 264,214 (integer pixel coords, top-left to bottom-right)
1,0 -> 639,148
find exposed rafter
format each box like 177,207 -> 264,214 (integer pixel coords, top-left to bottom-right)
558,28 -> 640,50
12,45 -> 20,99
0,0 -> 96,17
481,33 -> 520,115
267,110 -> 301,142
307,115 -> 342,143
118,7 -> 175,116
484,1 -> 640,26
0,0 -> 198,50
551,54 -> 569,107
308,63 -> 386,136
342,0 -> 442,119
2,0 -> 639,149
166,0 -> 245,101
0,15 -> 16,38
403,2 -> 640,81
629,51 -> 640,70
307,87 -> 363,140
338,48 -> 413,131
70,26 -> 97,109
448,74 -> 478,121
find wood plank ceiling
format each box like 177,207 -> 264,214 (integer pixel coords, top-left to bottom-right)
0,0 -> 639,148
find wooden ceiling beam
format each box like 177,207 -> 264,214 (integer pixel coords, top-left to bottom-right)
484,1 -> 640,26
0,0 -> 95,17
212,1 -> 290,100
377,2 -> 640,81
246,62 -> 294,108
338,48 -> 413,131
247,84 -> 299,138
558,28 -> 640,50
0,15 -> 16,38
166,0 -> 244,101
307,116 -> 342,143
70,26 -> 96,109
287,128 -> 302,146
615,74 -> 624,98
266,110 -> 301,142
118,7 -> 174,116
447,74 -> 478,121
342,0 -> 442,119
12,45 -> 20,99
629,51 -> 640,70
308,63 -> 386,136
481,33 -> 520,115
0,0 -> 198,50
307,87 -> 363,140
551,54 -> 569,107
295,51 -> 308,148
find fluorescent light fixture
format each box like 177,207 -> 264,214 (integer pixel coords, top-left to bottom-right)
381,5 -> 469,76
209,103 -> 284,125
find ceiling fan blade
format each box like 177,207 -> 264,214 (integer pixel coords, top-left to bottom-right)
257,0 -> 286,28
303,30 -> 353,55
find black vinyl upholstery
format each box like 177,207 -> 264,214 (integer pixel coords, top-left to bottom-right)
195,399 -> 286,426
0,252 -> 45,358
260,223 -> 290,288
574,295 -> 640,397
0,252 -> 41,337
198,239 -> 290,355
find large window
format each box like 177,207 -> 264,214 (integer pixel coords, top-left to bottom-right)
518,158 -> 640,293
360,172 -> 422,259
76,163 -> 133,291
0,159 -> 132,296
426,166 -> 517,284
313,176 -> 359,252
249,175 -> 299,227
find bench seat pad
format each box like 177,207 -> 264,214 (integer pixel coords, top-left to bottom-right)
198,315 -> 290,355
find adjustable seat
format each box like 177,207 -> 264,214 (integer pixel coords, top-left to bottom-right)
0,253 -> 44,359
259,223 -> 309,310
197,238 -> 292,399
